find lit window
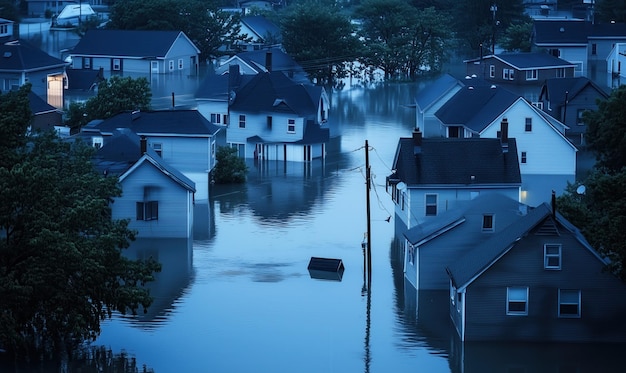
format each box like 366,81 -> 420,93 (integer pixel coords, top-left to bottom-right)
425,194 -> 437,216
239,115 -> 246,128
482,214 -> 494,232
507,287 -> 528,315
558,289 -> 581,318
544,244 -> 561,270
288,119 -> 295,133
136,201 -> 159,221
525,117 -> 532,132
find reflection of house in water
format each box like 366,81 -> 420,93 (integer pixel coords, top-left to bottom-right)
122,237 -> 194,328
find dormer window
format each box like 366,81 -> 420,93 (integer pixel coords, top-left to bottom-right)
92,136 -> 103,149
544,244 -> 562,270
482,214 -> 494,232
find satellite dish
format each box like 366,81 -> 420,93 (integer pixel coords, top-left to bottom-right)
576,185 -> 586,195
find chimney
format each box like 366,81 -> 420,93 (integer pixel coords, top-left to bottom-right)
500,118 -> 509,153
551,190 -> 556,218
265,51 -> 272,72
412,128 -> 422,154
228,64 -> 240,90
140,135 -> 147,155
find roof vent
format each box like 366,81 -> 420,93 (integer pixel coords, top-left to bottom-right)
471,74 -> 477,78
468,86 -> 474,90
3,51 -> 11,58
465,75 -> 472,80
559,27 -> 565,32
491,85 -> 496,89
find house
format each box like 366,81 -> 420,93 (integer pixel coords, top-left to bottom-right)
83,109 -> 221,201
68,29 -> 200,77
230,15 -> 282,52
403,193 -> 531,291
0,18 -> 14,42
0,40 -> 67,108
532,19 -> 590,76
25,0 -> 75,17
412,73 -> 464,138
28,91 -> 63,132
92,129 -> 196,238
465,52 -> 576,84
434,83 -> 578,206
214,48 -> 308,83
226,70 -> 330,161
587,22 -> 626,64
446,200 -> 626,342
386,127 -> 521,230
607,42 -> 626,87
54,3 -> 96,26
538,76 -> 610,145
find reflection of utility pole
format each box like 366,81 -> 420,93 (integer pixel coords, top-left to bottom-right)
490,3 -> 497,54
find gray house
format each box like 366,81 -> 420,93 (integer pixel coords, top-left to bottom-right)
447,201 -> 626,342
412,73 -> 464,138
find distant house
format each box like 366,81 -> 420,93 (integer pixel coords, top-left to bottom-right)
538,77 -> 609,145
607,42 -> 626,86
434,83 -> 578,206
412,73 -> 464,138
532,19 -> 590,77
587,22 -> 626,63
214,47 -> 308,83
226,71 -> 330,161
230,15 -> 282,52
387,127 -> 521,230
68,30 -> 200,77
25,0 -> 75,17
403,193 -> 531,291
92,130 -> 196,238
447,201 -> 626,343
0,18 -> 14,42
28,91 -> 63,132
54,3 -> 95,26
83,109 -> 221,201
465,52 -> 576,84
0,40 -> 67,108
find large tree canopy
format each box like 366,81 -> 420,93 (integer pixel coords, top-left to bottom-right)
107,0 -> 246,61
0,88 -> 161,360
279,0 -> 361,85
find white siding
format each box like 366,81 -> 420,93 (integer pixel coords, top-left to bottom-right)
558,46 -> 588,77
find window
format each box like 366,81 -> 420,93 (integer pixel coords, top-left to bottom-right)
168,60 -> 174,71
178,58 -> 184,70
507,287 -> 528,315
591,43 -> 597,55
489,65 -> 495,78
525,118 -> 532,132
210,113 -> 221,124
425,194 -> 437,216
549,49 -> 560,58
558,289 -> 581,318
531,101 -> 543,110
112,58 -> 121,71
92,136 -> 103,149
152,143 -> 162,157
223,115 -> 229,125
136,201 -> 158,221
288,119 -> 296,133
83,57 -> 91,69
267,116 -> 272,130
448,126 -> 461,138
556,68 -> 566,78
239,115 -> 246,128
544,244 -> 562,270
482,214 -> 494,232
576,109 -> 585,125
521,151 -> 527,164
526,69 -> 538,80
503,69 -> 514,80
407,244 -> 415,265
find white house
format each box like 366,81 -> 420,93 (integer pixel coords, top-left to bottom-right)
607,42 -> 626,80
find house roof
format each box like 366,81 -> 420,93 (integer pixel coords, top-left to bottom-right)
241,16 -> 282,42
447,203 -> 608,290
414,73 -> 464,112
533,19 -> 591,45
0,40 -> 67,72
89,110 -> 222,137
28,91 -> 59,115
93,129 -> 195,192
70,30 -> 200,58
435,84 -> 520,133
539,76 -> 609,107
494,52 -> 575,70
65,68 -> 104,91
217,47 -> 304,75
194,69 -> 255,100
229,71 -> 320,117
390,135 -> 521,187
589,22 -> 626,39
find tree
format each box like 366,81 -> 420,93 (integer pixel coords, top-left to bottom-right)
67,76 -> 152,130
594,0 -> 626,23
279,0 -> 361,85
0,85 -> 31,169
107,0 -> 248,61
0,0 -> 20,22
213,146 -> 248,184
500,18 -> 533,52
583,84 -> 626,172
0,119 -> 161,359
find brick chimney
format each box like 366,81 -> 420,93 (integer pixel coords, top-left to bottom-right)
500,118 -> 509,153
265,51 -> 272,72
140,135 -> 147,155
412,127 -> 422,154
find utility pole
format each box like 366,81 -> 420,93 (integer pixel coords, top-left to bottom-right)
365,140 -> 372,288
490,3 -> 498,54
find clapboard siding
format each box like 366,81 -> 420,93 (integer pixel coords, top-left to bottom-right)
146,136 -> 210,173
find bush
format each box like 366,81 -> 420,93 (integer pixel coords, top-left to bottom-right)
213,146 -> 248,184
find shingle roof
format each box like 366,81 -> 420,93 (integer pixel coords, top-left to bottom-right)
494,52 -> 575,70
533,20 -> 591,45
414,73 -> 464,112
435,84 -> 520,133
90,110 -> 222,137
392,136 -> 521,186
65,68 -> 104,91
540,77 -> 609,106
194,70 -> 255,100
241,16 -> 282,42
0,40 -> 67,71
28,91 -> 58,114
589,22 -> 626,39
70,30 -> 198,57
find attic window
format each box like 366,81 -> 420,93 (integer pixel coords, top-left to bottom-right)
482,214 -> 494,232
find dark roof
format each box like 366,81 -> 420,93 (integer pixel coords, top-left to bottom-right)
414,73 -> 464,112
391,136 -> 521,187
229,71 -> 319,118
539,77 -> 609,107
589,22 -> 626,39
90,110 -> 222,137
435,84 -> 520,133
494,52 -> 575,70
195,70 -> 255,100
533,19 -> 591,45
65,68 -> 104,91
0,40 -> 67,72
241,16 -> 282,42
93,129 -> 195,191
28,91 -> 58,114
233,47 -> 303,73
70,30 -> 197,57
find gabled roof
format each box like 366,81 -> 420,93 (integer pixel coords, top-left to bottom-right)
533,19 -> 591,45
92,129 -> 195,192
65,68 -> 104,91
539,76 -> 609,107
435,84 -> 520,133
492,52 -> 575,70
447,204 -> 607,291
216,47 -> 304,75
589,22 -> 626,39
414,73 -> 464,112
89,110 -> 222,137
194,70 -> 255,100
241,16 -> 282,43
0,40 -> 67,72
391,136 -> 521,187
28,91 -> 59,115
70,30 -> 200,58
229,71 -> 319,117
